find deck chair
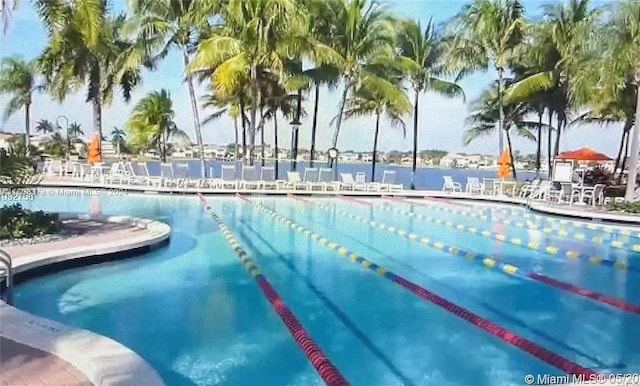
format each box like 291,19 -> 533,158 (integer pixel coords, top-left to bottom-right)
220,165 -> 238,189
318,168 -> 338,191
465,177 -> 484,194
581,184 -> 606,206
240,166 -> 261,189
102,162 -> 125,184
160,163 -> 179,187
174,163 -> 200,188
283,171 -> 308,190
260,166 -> 278,189
442,176 -> 462,192
136,162 -> 163,186
519,179 -> 540,198
303,168 -> 322,190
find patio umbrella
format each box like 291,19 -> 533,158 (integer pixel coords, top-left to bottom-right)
497,149 -> 512,179
88,133 -> 102,164
555,146 -> 613,161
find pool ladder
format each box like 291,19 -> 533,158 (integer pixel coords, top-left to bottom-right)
0,248 -> 13,305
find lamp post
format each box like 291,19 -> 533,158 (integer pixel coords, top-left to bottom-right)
327,147 -> 339,182
290,117 -> 301,171
56,115 -> 70,161
625,100 -> 640,201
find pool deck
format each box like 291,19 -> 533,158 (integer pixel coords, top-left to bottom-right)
34,177 -> 640,226
0,215 -> 170,386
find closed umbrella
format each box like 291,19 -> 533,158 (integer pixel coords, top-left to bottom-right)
88,133 -> 102,164
497,149 -> 512,179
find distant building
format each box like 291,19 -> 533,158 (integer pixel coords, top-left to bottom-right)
0,132 -> 18,150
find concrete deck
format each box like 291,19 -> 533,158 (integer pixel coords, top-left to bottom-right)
1,215 -> 170,386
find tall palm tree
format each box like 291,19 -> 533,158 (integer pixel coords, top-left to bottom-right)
341,74 -> 411,182
0,56 -> 38,150
397,19 -> 465,189
126,89 -> 189,162
35,119 -> 55,134
110,126 -> 126,154
127,0 -> 218,178
464,82 -> 540,178
448,0 -> 525,155
36,0 -> 144,139
189,0 -> 309,165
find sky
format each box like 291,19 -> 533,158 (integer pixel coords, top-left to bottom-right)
0,0 -> 624,157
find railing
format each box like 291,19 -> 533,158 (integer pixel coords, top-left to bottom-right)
0,248 -> 14,305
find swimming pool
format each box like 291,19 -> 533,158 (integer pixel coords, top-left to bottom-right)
12,194 -> 640,385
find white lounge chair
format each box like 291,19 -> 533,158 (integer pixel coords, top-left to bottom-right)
339,173 -> 366,191
580,183 -> 606,206
303,168 -> 322,191
519,179 -> 540,198
174,163 -> 201,188
260,166 -> 278,189
102,163 -> 125,184
240,166 -> 261,189
283,171 -> 308,190
160,163 -> 180,187
465,177 -> 484,194
220,165 -> 238,189
136,162 -> 163,186
442,176 -> 462,192
318,168 -> 339,191
548,182 -> 579,204
368,170 -> 403,192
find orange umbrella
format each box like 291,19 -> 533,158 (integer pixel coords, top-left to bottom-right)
88,133 -> 102,164
497,149 -> 512,179
555,146 -> 612,161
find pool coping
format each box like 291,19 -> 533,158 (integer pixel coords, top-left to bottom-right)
1,215 -> 170,386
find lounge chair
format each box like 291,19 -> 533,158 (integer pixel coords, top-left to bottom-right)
260,166 -> 277,189
580,183 -> 606,206
548,182 -> 579,204
303,168 -> 322,190
136,162 -> 163,186
368,170 -> 403,192
519,179 -> 540,198
44,160 -> 65,177
283,171 -> 308,190
465,177 -> 484,194
318,168 -> 339,191
220,165 -> 238,189
175,163 -> 201,188
339,173 -> 365,191
102,163 -> 126,184
442,176 -> 462,192
240,166 -> 261,189
160,163 -> 180,187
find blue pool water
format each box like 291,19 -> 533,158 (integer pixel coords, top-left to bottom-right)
12,194 -> 640,386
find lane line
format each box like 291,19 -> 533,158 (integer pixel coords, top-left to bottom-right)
378,197 -> 637,272
297,197 -> 640,315
241,195 -> 598,377
337,195 -> 371,206
390,196 -> 640,252
198,194 -> 350,386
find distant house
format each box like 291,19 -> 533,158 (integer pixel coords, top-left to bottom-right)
0,132 -> 18,151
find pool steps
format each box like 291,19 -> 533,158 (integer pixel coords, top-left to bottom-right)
198,193 -> 350,386
302,196 -> 640,315
240,195 -> 598,378
379,197 -> 639,272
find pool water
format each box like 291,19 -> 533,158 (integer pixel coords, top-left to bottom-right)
13,194 -> 640,386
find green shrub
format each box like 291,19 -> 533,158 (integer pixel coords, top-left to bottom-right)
0,204 -> 60,240
607,202 -> 640,214
604,186 -> 626,198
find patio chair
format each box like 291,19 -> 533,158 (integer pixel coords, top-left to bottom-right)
465,177 -> 484,194
442,176 -> 462,192
302,168 -> 322,190
354,172 -> 368,191
260,166 -> 278,189
240,166 -> 261,189
123,162 -> 146,185
174,163 -> 200,188
45,160 -> 65,177
581,183 -> 606,206
519,179 -> 540,198
283,171 -> 308,190
160,163 -> 180,187
136,162 -> 163,186
368,170 -> 403,192
318,168 -> 339,191
548,182 -> 579,204
220,165 -> 238,189
102,162 -> 125,184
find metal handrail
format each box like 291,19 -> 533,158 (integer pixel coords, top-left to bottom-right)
0,248 -> 13,305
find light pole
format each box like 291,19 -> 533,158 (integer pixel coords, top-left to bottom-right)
56,115 -> 70,161
290,117 -> 301,171
625,100 -> 640,201
327,147 -> 339,182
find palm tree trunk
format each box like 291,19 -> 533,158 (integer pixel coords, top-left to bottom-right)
371,112 -> 381,182
614,120 -> 631,177
274,114 -> 279,179
547,110 -> 553,176
233,116 -> 239,161
24,102 -> 31,153
625,81 -> 640,200
292,88 -> 302,171
182,48 -> 205,178
505,129 -> 517,180
554,116 -> 563,157
260,105 -> 265,166
497,68 -> 505,154
309,82 -> 320,168
239,95 -> 247,160
92,99 -> 102,140
411,88 -> 419,190
535,107 -> 542,174
248,64 -> 259,165
330,79 -> 351,153
619,124 -> 632,185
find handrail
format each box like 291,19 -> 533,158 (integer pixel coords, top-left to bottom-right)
0,248 -> 13,305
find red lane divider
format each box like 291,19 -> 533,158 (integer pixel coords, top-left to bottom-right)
287,193 -> 312,203
337,195 -> 371,206
263,196 -> 598,377
425,196 -> 475,208
198,193 -> 349,386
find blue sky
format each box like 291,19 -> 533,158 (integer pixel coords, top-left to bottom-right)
0,0 -> 622,156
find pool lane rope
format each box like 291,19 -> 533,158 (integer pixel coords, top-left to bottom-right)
378,197 -> 637,272
197,194 -> 350,386
297,196 -> 640,315
240,195 -> 598,377
388,197 -> 640,253
418,197 -> 640,240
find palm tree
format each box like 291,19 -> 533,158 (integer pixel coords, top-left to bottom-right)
0,0 -> 18,34
448,0 -> 525,156
110,126 -> 126,155
189,0 -> 309,165
127,0 -> 218,178
125,89 -> 189,162
67,122 -> 84,139
36,0 -> 144,139
397,19 -> 465,189
341,74 -> 411,182
35,119 -> 55,134
0,56 -> 38,150
464,82 -> 540,178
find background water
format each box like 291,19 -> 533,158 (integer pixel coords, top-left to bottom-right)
12,194 -> 639,386
143,160 -> 538,190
